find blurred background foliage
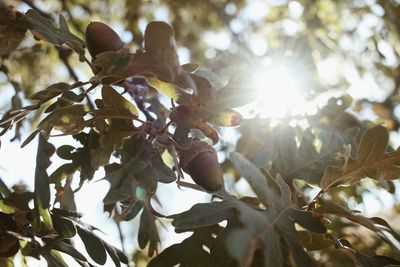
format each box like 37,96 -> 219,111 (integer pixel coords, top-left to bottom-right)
1,0 -> 400,266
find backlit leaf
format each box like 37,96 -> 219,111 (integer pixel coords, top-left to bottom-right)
207,109 -> 242,127
320,125 -> 400,190
93,85 -> 138,118
145,76 -> 190,102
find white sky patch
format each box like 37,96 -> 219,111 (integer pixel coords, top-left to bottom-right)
240,0 -> 270,22
248,35 -> 268,56
288,1 -> 304,18
229,18 -> 245,34
178,47 -> 191,64
153,5 -> 170,21
203,31 -> 232,50
347,73 -> 388,102
317,56 -> 340,86
377,39 -> 398,67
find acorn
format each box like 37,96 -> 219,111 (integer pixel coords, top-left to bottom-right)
178,140 -> 224,192
85,21 -> 125,58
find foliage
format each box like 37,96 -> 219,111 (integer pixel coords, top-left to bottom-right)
1,0 -> 400,266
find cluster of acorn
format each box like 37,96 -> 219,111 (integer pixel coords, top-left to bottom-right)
85,22 -> 224,192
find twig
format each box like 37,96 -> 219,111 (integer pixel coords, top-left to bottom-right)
115,220 -> 126,253
176,180 -> 206,192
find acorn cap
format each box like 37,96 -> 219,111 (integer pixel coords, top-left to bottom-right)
177,140 -> 214,170
85,21 -> 125,58
178,140 -> 224,192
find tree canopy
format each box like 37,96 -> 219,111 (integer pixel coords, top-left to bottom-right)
1,0 -> 400,266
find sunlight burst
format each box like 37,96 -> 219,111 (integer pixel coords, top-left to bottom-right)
251,64 -> 306,118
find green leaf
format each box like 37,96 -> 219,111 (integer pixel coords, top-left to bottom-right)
38,104 -> 86,135
103,241 -> 129,266
22,9 -> 84,51
230,152 -> 269,206
77,226 -> 107,265
49,163 -> 76,185
138,207 -> 160,257
148,228 -> 214,267
52,214 -> 77,238
320,125 -> 400,190
21,129 -> 41,148
121,200 -> 144,221
104,243 -> 121,267
370,217 -> 400,242
145,76 -> 190,102
56,145 -> 75,160
49,241 -> 87,262
316,197 -> 375,229
297,231 -> 334,251
100,85 -> 138,118
102,161 -> 157,204
168,201 -> 236,231
0,177 -> 11,197
91,51 -> 134,83
30,82 -> 71,103
289,209 -> 326,234
102,134 -> 175,205
144,21 -> 182,82
316,197 -> 400,251
34,134 -> 54,230
222,161 -> 319,267
337,239 -> 400,267
41,249 -> 68,267
59,178 -> 77,211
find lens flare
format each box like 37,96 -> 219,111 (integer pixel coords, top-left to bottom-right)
251,64 -> 306,118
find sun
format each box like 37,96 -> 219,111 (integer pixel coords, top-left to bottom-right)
250,64 -> 307,118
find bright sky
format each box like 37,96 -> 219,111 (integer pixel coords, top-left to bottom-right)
2,0 -> 400,266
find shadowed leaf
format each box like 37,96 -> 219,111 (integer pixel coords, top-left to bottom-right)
77,226 -> 107,265
169,201 -> 236,230
22,9 -> 84,51
38,105 -> 86,135
230,152 -> 269,206
297,231 -> 334,251
30,83 -> 71,103
138,207 -> 160,257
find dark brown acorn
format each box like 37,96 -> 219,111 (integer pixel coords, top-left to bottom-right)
85,21 -> 125,58
178,140 -> 224,192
